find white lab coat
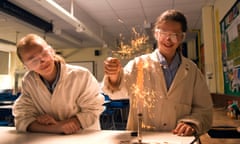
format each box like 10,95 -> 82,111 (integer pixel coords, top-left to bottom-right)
13,63 -> 104,132
103,50 -> 213,135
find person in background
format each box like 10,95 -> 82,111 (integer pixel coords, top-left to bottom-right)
13,34 -> 104,134
227,100 -> 240,119
102,9 -> 213,136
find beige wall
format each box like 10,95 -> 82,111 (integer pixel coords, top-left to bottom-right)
57,47 -> 110,82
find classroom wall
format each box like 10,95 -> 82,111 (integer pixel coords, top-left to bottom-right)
62,47 -> 110,82
202,0 -> 236,93
0,0 -> 238,93
58,46 -> 132,82
0,43 -> 17,90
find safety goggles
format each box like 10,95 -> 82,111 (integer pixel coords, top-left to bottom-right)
155,29 -> 185,43
24,48 -> 52,70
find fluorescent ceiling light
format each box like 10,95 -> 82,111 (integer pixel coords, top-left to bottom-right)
34,0 -> 104,44
34,0 -> 82,28
76,25 -> 85,33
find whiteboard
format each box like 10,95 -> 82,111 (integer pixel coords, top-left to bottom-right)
69,61 -> 95,75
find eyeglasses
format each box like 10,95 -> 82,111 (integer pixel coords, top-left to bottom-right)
155,29 -> 185,43
24,48 -> 52,70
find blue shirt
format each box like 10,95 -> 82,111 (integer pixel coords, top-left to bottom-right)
157,51 -> 181,90
40,62 -> 61,93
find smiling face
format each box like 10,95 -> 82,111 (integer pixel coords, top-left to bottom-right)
17,34 -> 56,78
155,20 -> 185,58
153,9 -> 187,60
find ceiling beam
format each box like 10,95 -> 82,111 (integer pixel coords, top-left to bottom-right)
33,0 -> 105,45
0,0 -> 53,32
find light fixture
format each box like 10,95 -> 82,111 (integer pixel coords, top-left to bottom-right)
34,0 -> 81,28
76,25 -> 85,33
34,0 -> 104,43
53,27 -> 62,35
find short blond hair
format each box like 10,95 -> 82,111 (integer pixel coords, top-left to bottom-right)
16,34 -> 65,63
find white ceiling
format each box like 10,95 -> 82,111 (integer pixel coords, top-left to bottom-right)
0,0 -> 216,50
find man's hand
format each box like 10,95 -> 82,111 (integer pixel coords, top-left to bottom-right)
172,122 -> 196,136
104,57 -> 122,85
36,114 -> 57,125
58,117 -> 81,134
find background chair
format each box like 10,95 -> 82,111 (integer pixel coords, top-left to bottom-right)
109,99 -> 129,124
0,91 -> 20,126
101,93 -> 129,130
100,94 -> 116,130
